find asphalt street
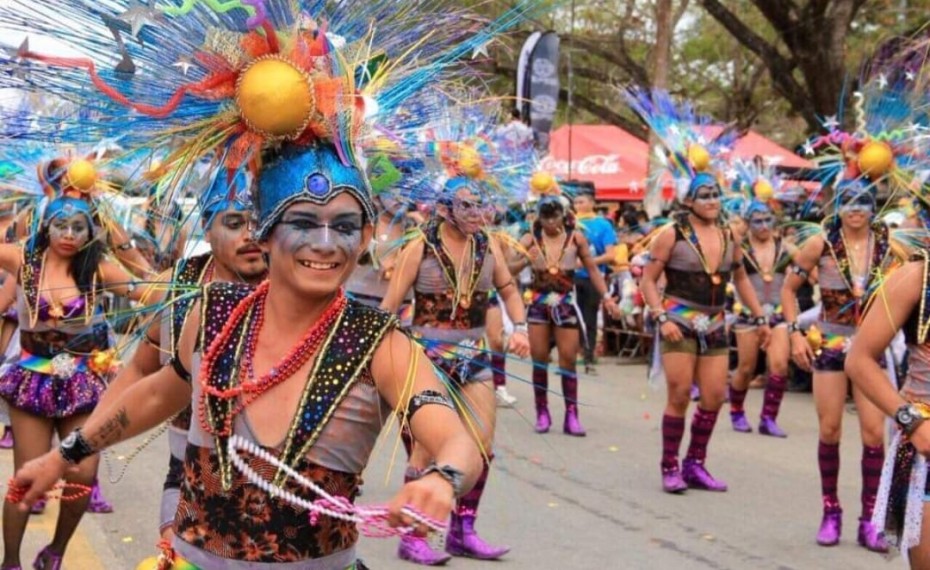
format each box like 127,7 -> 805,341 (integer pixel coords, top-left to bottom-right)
2,359 -> 900,569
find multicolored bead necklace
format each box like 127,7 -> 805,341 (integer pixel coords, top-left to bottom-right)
198,281 -> 347,437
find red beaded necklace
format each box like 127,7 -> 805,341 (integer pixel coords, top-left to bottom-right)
198,281 -> 348,437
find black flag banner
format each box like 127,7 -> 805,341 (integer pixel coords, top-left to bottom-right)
515,31 -> 542,122
526,31 -> 560,151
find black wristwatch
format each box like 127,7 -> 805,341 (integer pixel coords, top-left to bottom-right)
787,322 -> 801,334
420,463 -> 465,497
655,312 -> 669,324
59,428 -> 96,465
753,315 -> 767,327
895,404 -> 926,436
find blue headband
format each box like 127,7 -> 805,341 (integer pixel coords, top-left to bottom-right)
440,176 -> 493,205
256,144 -> 374,240
742,199 -> 771,218
200,166 -> 252,228
44,196 -> 92,224
688,172 -> 719,198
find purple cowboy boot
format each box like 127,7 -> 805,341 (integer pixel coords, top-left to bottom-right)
682,458 -> 728,492
758,416 -> 787,438
397,535 -> 451,566
445,511 -> 510,560
0,426 -> 13,449
87,478 -> 113,514
32,546 -> 62,570
729,411 -> 752,433
728,386 -> 751,433
561,373 -> 586,436
759,374 -> 788,437
533,368 -> 551,433
661,464 -> 687,494
817,507 -> 842,546
563,405 -> 586,437
30,496 -> 46,515
535,408 -> 551,433
857,519 -> 888,553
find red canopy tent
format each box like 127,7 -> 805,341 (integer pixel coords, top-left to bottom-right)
701,126 -> 813,169
542,125 -> 656,201
543,124 -> 815,201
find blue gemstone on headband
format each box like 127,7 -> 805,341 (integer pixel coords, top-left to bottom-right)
307,174 -> 330,196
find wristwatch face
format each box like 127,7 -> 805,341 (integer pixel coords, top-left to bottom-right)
61,432 -> 77,449
897,407 -> 915,427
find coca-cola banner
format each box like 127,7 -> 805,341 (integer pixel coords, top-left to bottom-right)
516,31 -> 542,121
526,31 -> 560,151
539,154 -> 622,177
545,124 -> 667,201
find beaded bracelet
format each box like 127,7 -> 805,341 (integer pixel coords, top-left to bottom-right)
227,435 -> 448,538
5,479 -> 92,504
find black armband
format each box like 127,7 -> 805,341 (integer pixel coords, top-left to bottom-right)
403,389 -> 455,423
169,356 -> 191,384
791,265 -> 810,280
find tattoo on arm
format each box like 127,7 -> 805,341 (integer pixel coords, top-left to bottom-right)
88,407 -> 130,450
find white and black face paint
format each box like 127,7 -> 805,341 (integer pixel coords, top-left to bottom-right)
275,209 -> 365,257
48,214 -> 91,247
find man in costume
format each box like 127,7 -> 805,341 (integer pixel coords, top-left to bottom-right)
727,169 -> 792,437
783,180 -> 890,551
92,164 -> 267,539
641,172 -> 770,494
383,174 -> 531,565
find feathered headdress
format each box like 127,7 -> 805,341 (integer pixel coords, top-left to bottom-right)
625,88 -> 734,202
0,0 -> 539,233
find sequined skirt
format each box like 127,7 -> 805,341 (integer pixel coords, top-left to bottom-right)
0,363 -> 106,418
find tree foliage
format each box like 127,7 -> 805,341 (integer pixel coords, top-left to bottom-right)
481,0 -> 930,146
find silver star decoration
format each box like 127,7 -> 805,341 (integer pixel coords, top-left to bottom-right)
906,70 -> 916,82
724,167 -> 738,181
172,56 -> 194,76
877,74 -> 889,90
117,1 -> 162,38
2,37 -> 31,80
471,41 -> 491,60
823,115 -> 840,131
801,141 -> 815,155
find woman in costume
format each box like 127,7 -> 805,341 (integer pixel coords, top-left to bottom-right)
726,164 -> 792,437
0,156 -> 145,570
512,192 -> 619,435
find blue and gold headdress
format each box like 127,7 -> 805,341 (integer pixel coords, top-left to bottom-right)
625,88 -> 734,202
0,1 -> 540,236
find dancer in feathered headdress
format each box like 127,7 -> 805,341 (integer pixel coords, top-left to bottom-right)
0,145 -> 155,568
378,93 -> 535,564
627,89 -> 771,496
722,159 -> 795,439
780,79 -> 916,553
507,186 -> 620,442
3,2 -> 541,569
836,50 -> 930,559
